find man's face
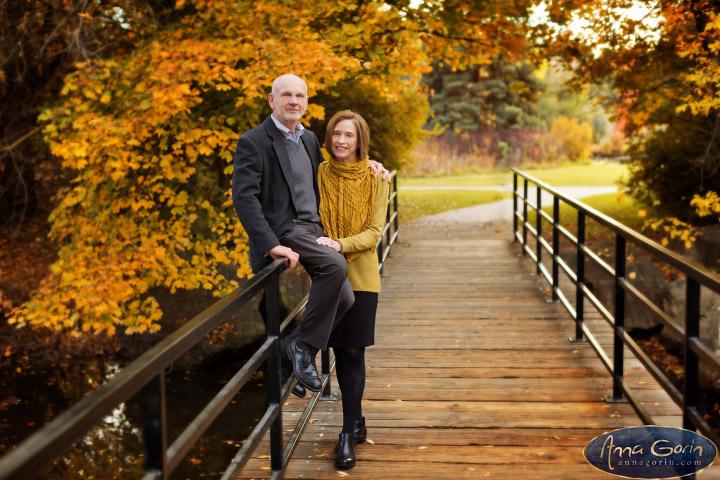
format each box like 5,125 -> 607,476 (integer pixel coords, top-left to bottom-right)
268,76 -> 308,128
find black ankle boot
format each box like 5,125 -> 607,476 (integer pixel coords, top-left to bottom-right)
354,417 -> 367,444
335,433 -> 356,469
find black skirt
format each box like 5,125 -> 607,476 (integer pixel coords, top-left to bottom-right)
327,291 -> 378,348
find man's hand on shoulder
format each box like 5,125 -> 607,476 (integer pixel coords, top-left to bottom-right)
368,160 -> 391,182
268,245 -> 300,269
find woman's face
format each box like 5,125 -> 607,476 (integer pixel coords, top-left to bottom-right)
331,119 -> 358,163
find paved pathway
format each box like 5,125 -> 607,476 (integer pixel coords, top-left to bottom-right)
403,185 -> 618,227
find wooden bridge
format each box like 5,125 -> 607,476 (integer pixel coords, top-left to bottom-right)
238,211 -> 720,479
2,170 -> 719,480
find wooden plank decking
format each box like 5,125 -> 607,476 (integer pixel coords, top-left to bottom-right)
237,218 -> 720,480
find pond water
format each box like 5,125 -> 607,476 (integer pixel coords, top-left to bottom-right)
0,344 -> 268,479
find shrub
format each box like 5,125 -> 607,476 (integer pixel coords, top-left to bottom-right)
594,126 -> 627,157
624,114 -> 720,222
407,128 -> 545,175
544,115 -> 594,162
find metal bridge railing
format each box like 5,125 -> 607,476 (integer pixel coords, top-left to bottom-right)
378,170 -> 399,277
0,170 -> 400,480
512,168 -> 720,448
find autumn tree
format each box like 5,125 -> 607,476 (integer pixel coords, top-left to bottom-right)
0,0 -> 175,228
536,0 -> 720,220
10,0 -> 539,335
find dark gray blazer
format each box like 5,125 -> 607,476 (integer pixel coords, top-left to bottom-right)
232,115 -> 324,272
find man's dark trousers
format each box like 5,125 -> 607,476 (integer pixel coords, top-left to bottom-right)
282,221 -> 354,350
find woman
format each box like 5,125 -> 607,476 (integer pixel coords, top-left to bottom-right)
315,110 -> 389,469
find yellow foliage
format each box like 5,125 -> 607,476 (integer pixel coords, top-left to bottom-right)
690,191 -> 720,220
676,13 -> 720,116
11,0 -> 533,335
642,191 -> 720,250
643,214 -> 697,250
541,116 -> 594,163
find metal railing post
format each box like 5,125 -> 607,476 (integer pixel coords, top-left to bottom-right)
683,278 -> 701,431
377,237 -> 385,277
573,211 -> 585,341
321,350 -> 332,399
551,197 -> 559,302
393,173 -> 399,234
512,173 -> 518,241
142,373 -> 168,480
535,186 -> 542,275
522,179 -> 528,255
611,234 -> 626,401
385,187 -> 392,249
266,271 -> 283,475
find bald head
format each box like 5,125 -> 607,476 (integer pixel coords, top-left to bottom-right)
271,74 -> 308,96
268,74 -> 309,130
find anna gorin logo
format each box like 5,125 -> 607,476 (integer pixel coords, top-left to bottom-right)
584,426 -> 718,478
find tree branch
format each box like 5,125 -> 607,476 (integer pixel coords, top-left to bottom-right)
0,126 -> 43,154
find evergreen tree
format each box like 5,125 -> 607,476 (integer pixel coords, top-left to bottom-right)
423,58 -> 543,132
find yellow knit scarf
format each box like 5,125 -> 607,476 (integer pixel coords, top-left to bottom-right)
318,157 -> 377,263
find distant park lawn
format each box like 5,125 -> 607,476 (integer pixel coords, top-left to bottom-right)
400,160 -> 627,188
400,190 -> 509,222
574,192 -> 643,231
398,161 -> 635,224
527,192 -> 643,236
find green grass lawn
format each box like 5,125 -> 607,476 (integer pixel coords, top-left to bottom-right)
400,190 -> 510,223
397,161 -> 630,222
579,192 -> 643,231
400,160 -> 627,188
524,162 -> 627,187
525,191 -> 643,239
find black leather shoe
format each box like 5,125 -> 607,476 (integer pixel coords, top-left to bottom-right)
291,382 -> 307,398
281,357 -> 307,398
354,417 -> 367,444
287,338 -> 322,392
335,433 -> 356,469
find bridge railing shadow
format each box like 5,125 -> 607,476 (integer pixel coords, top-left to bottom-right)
512,168 -> 720,448
0,171 -> 399,480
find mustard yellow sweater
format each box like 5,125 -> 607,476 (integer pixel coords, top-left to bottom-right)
336,177 -> 390,293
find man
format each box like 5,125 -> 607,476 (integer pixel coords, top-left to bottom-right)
232,74 -> 383,392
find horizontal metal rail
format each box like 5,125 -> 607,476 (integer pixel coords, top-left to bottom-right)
512,168 -> 720,448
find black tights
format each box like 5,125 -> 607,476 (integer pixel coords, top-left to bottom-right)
334,347 -> 366,434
